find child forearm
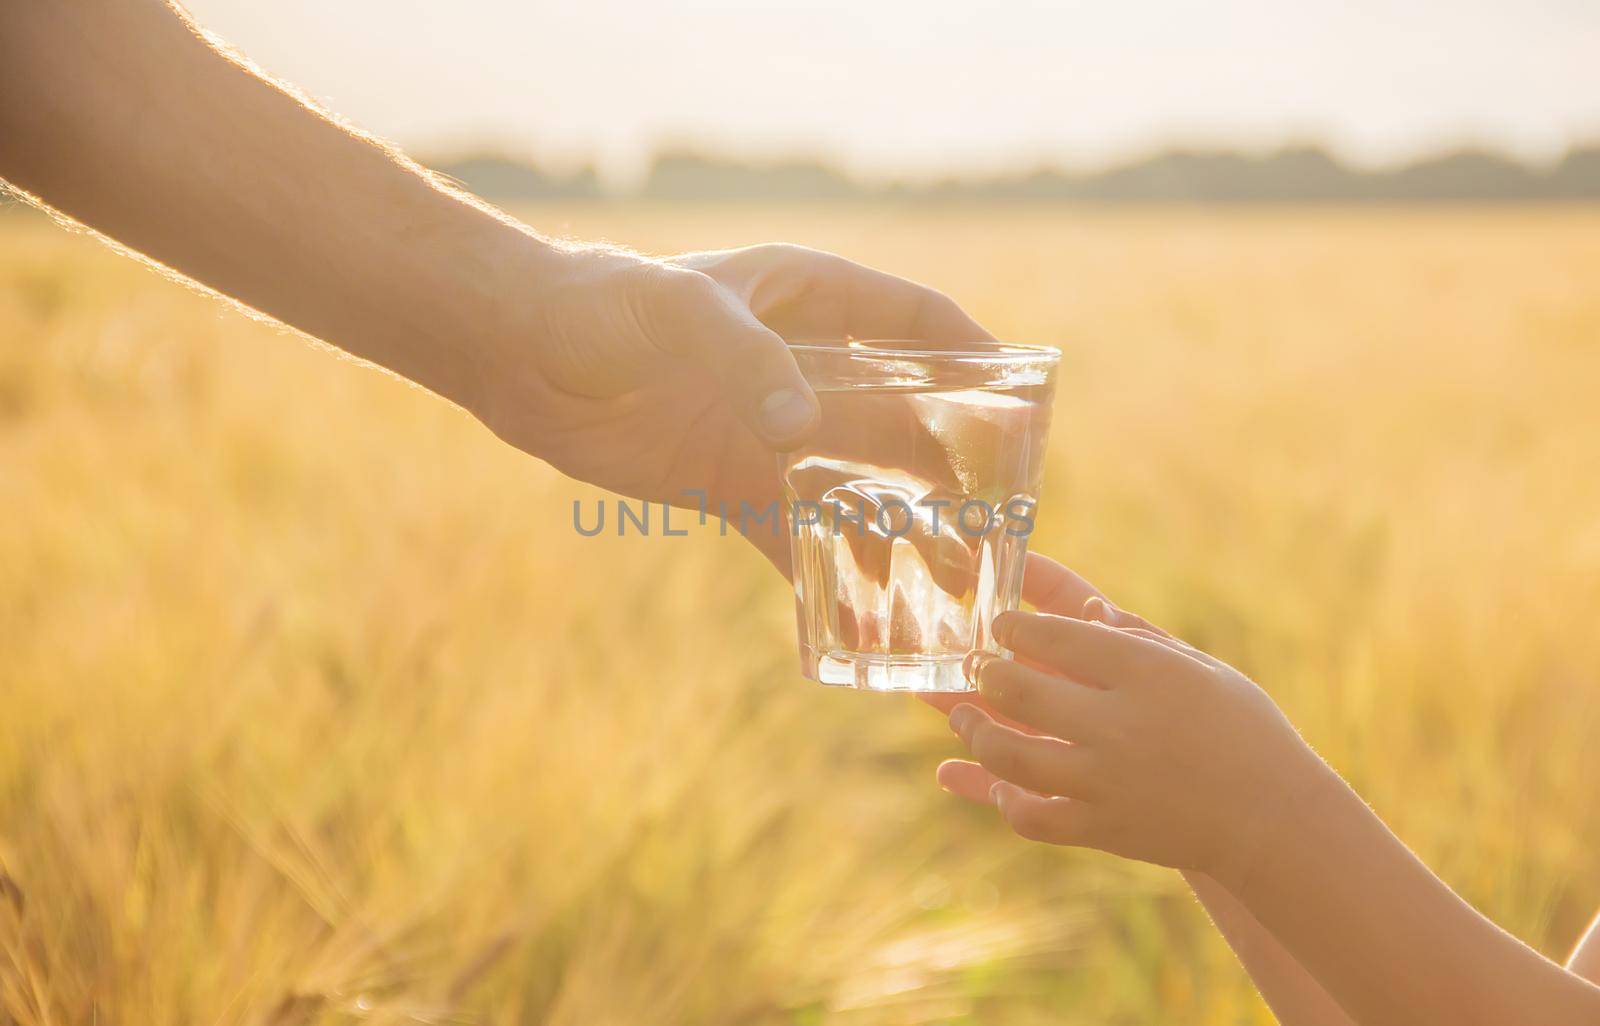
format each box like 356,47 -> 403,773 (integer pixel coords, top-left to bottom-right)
1222,769 -> 1600,1026
1183,870 -> 1355,1026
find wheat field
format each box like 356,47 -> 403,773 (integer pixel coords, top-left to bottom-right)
2,202 -> 1599,1025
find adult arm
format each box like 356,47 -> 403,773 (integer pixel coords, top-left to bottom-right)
0,0 -> 992,571
1,0 -> 545,416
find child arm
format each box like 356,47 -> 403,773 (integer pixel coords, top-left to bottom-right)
946,574 -> 1600,1026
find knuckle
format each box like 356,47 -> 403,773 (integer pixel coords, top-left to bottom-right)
914,287 -> 981,337
643,265 -> 718,312
754,241 -> 816,263
917,287 -> 961,318
677,268 -> 723,306
735,242 -> 828,287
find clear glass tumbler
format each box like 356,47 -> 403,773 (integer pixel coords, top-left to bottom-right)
782,339 -> 1060,692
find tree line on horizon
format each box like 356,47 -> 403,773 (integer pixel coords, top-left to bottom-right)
431,144 -> 1600,203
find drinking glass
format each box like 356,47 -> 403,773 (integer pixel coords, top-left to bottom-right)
782,339 -> 1060,692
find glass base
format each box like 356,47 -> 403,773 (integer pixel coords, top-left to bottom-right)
804,647 -> 977,693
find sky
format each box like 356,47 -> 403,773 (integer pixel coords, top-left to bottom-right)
182,0 -> 1600,184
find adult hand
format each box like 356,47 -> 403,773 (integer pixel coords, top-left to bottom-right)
474,242 -> 993,570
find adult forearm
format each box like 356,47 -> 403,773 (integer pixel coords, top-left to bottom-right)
1222,768 -> 1600,1026
0,0 -> 555,411
1183,870 -> 1355,1026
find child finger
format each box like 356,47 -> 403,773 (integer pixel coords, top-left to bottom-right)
1099,622 -> 1224,671
1021,553 -> 1105,615
968,653 -> 1109,742
935,759 -> 1000,803
993,611 -> 1206,690
990,783 -> 1097,847
1081,598 -> 1225,667
916,690 -> 1041,734
951,705 -> 1100,800
1083,595 -> 1170,637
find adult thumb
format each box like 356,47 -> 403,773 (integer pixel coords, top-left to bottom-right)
652,268 -> 819,448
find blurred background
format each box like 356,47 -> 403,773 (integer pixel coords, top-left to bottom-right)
3,2 -> 1600,1023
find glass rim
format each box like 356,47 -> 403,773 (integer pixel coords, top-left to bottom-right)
786,338 -> 1061,363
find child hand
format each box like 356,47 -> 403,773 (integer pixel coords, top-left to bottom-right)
942,566 -> 1333,884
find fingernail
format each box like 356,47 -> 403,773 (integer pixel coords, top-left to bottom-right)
962,650 -> 994,687
992,614 -> 1013,645
758,388 -> 815,441
949,704 -> 976,735
1085,597 -> 1111,623
988,781 -> 1007,807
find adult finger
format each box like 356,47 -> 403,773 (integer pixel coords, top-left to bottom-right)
822,255 -> 996,344
708,244 -> 993,346
950,704 -> 1100,799
993,611 -> 1208,691
650,266 -> 819,448
968,653 -> 1110,743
